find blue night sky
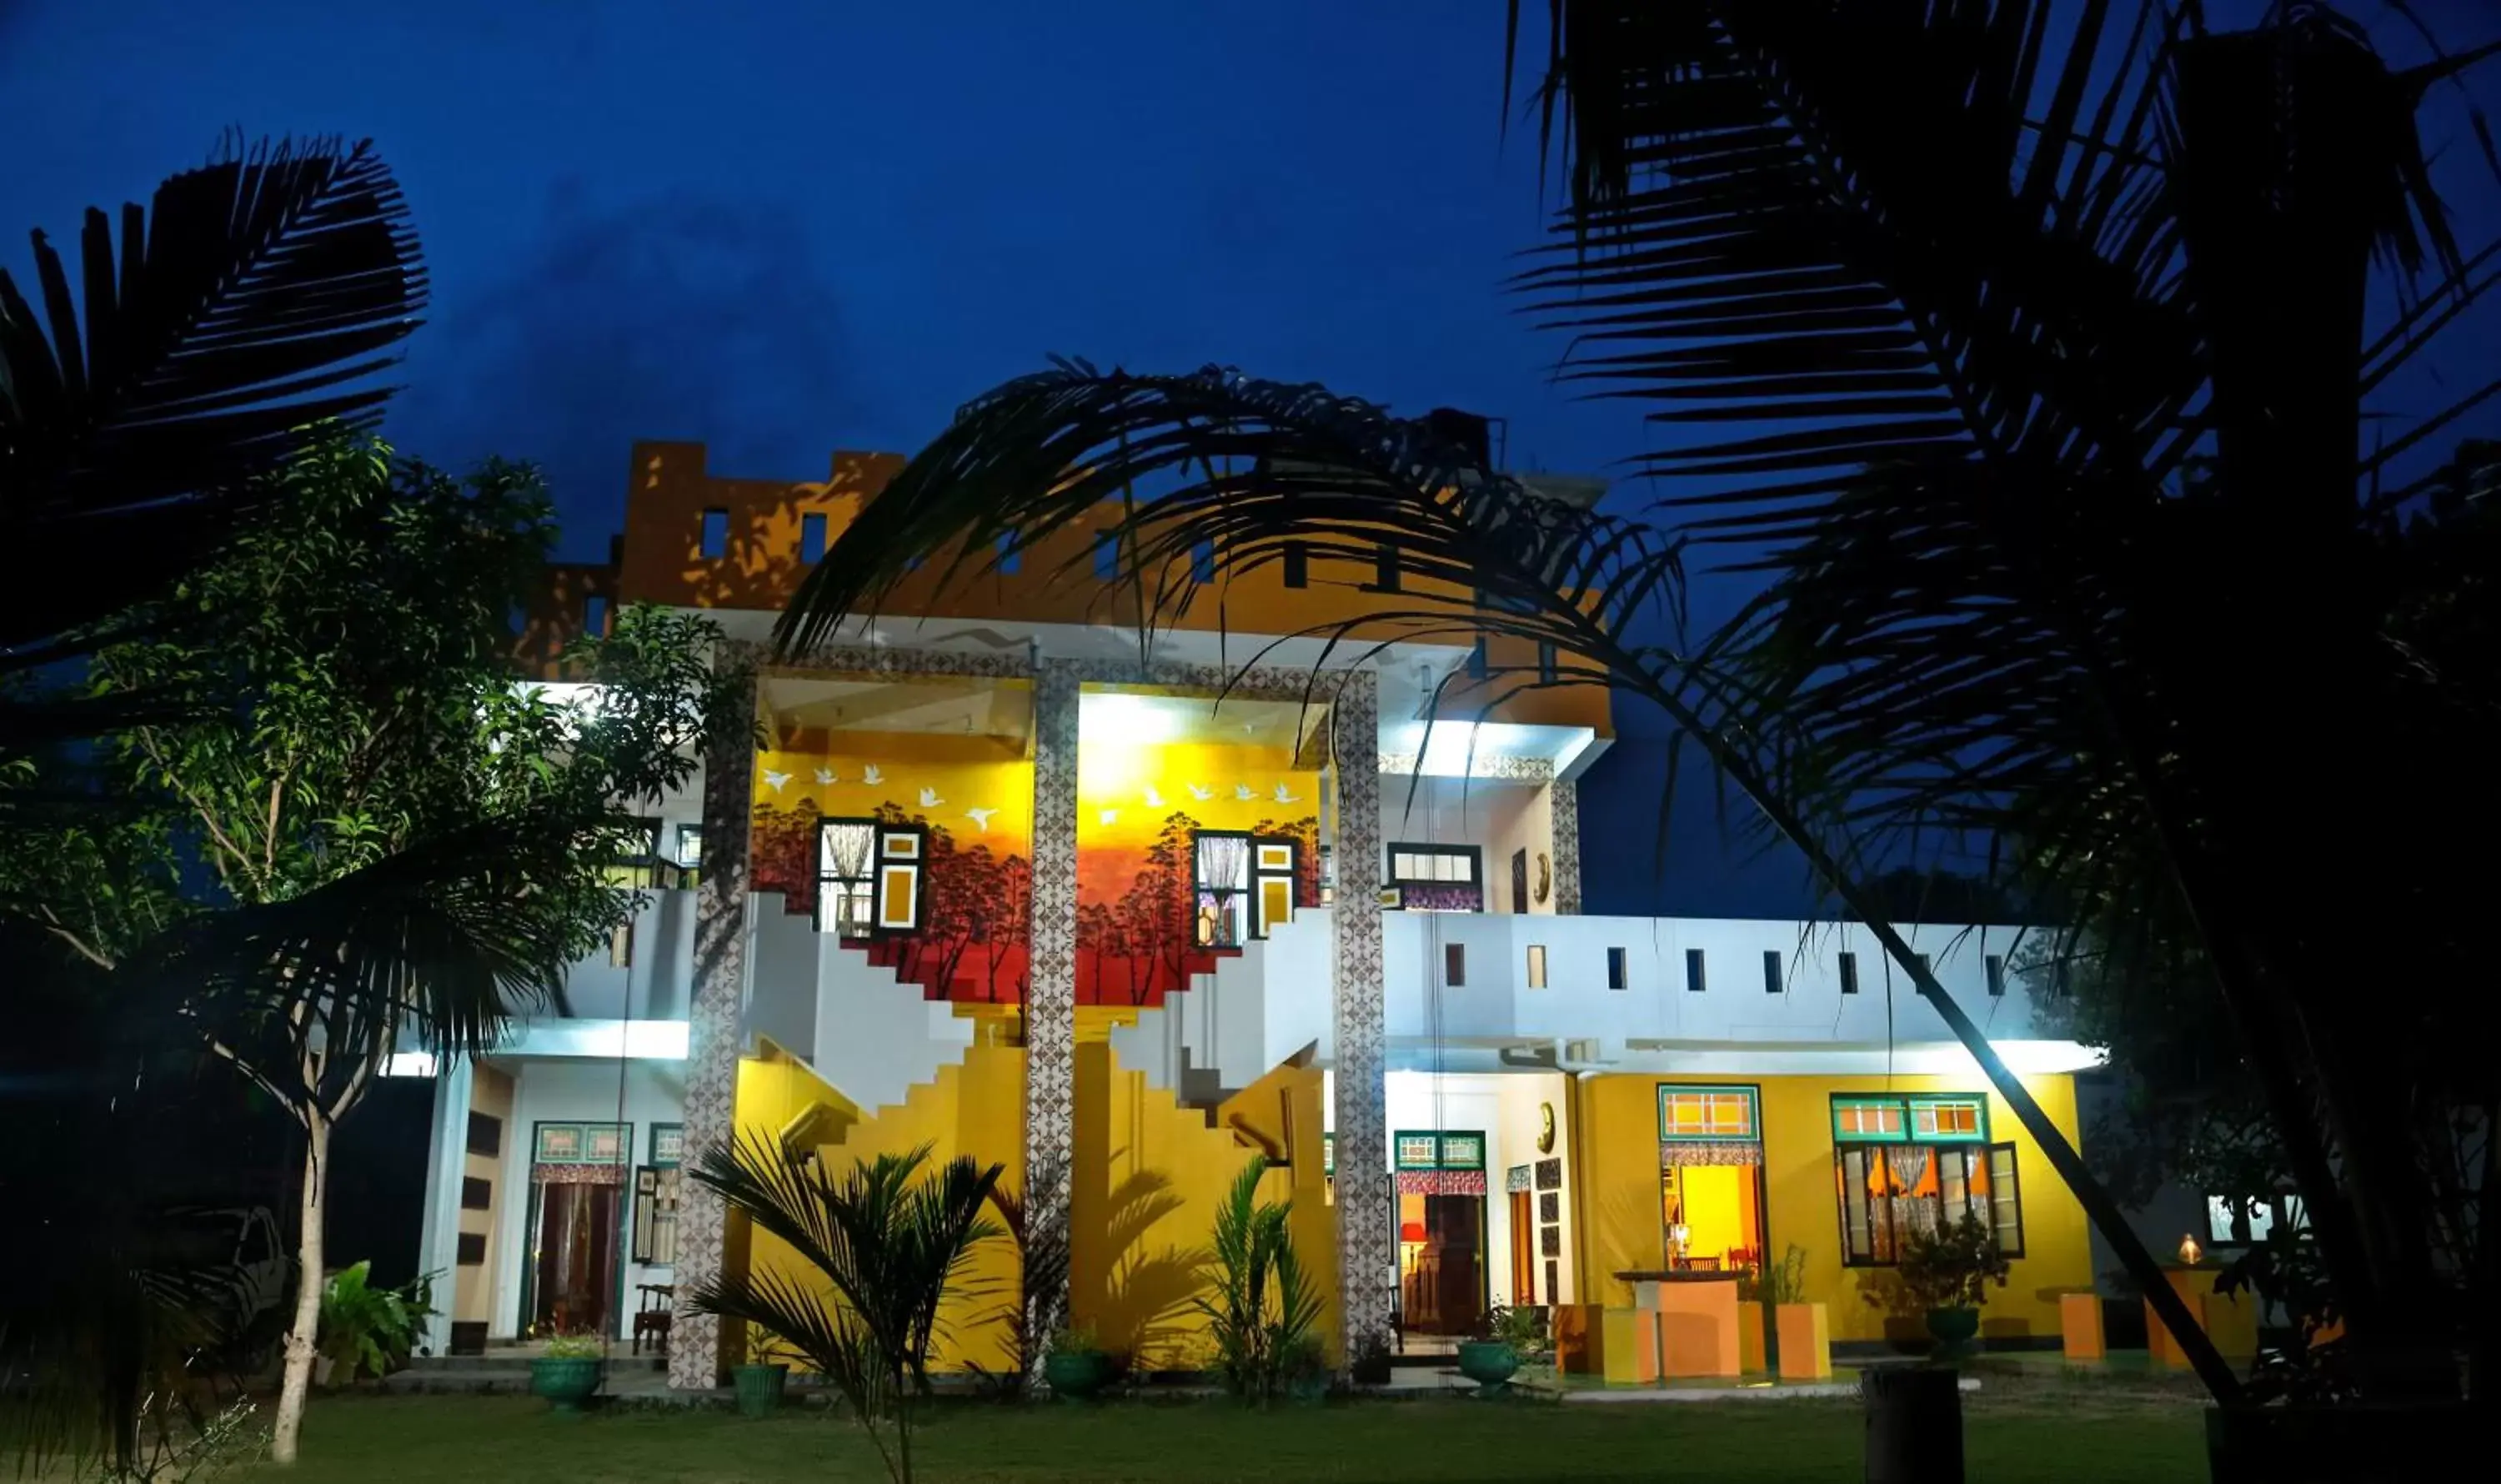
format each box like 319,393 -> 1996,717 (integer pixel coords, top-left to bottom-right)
6,1 -> 2495,919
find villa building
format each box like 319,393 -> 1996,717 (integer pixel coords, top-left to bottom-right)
408,429 -> 2105,1385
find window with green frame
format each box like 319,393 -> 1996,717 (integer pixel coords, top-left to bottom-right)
1829,1094 -> 2022,1266
1831,1094 -> 1989,1145
1392,1131 -> 1486,1171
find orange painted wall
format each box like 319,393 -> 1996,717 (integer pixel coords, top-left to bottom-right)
575,439 -> 1608,739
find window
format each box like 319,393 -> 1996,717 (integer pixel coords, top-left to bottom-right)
1836,1141 -> 2022,1266
1685,948 -> 1707,993
816,819 -> 880,935
456,1232 -> 488,1266
1193,831 -> 1252,948
1385,842 -> 1484,911
632,1166 -> 681,1265
997,534 -> 1021,575
1526,945 -> 1547,989
699,508 -> 729,559
1834,1094 -> 1988,1145
1537,642 -> 1558,685
800,512 -> 827,564
1832,1097 -> 1907,1141
1281,540 -> 1308,589
584,594 -> 609,637
673,825 -> 704,869
1839,952 -> 1860,995
1444,943 -> 1466,987
1658,1086 -> 1758,1141
1606,946 -> 1628,990
1192,539 -> 1215,584
1095,533 -> 1120,579
1373,542 -> 1400,592
1763,950 -> 1783,994
1910,1095 -> 1988,1141
1986,954 -> 2006,997
608,920 -> 634,967
460,1177 -> 492,1211
466,1112 -> 502,1158
2206,1193 -> 2309,1247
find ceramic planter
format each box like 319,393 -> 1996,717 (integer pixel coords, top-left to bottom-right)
1924,1306 -> 1980,1359
1738,1301 -> 1770,1374
1774,1302 -> 1832,1381
529,1356 -> 603,1413
733,1362 -> 789,1418
1454,1340 -> 1520,1397
1042,1348 -> 1111,1401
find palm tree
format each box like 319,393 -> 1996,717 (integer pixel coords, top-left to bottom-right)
0,136 -> 427,763
688,1138 -> 1004,1484
1193,1159 -> 1322,1403
772,360 -> 2239,1393
1514,0 -> 2501,1406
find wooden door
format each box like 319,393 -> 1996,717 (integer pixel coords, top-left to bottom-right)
1509,1190 -> 1536,1306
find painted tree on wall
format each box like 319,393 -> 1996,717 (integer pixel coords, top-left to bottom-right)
749,800 -> 823,918
1248,815 -> 1323,907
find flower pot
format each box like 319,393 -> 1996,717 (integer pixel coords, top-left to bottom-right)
1042,1348 -> 1111,1402
529,1356 -> 603,1413
733,1362 -> 789,1418
1454,1340 -> 1520,1397
1923,1306 -> 1980,1359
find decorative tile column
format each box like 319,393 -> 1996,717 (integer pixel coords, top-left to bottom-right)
669,670 -> 758,1391
1329,669 -> 1393,1356
1551,777 -> 1582,915
1022,659 -> 1082,1355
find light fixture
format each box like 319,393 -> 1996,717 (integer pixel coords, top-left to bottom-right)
2178,1233 -> 2203,1267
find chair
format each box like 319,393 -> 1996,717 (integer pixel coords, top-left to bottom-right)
632,1284 -> 674,1356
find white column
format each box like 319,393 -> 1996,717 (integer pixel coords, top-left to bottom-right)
1329,669 -> 1393,1356
413,1056 -> 474,1357
1021,659 -> 1081,1356
669,672 -> 758,1390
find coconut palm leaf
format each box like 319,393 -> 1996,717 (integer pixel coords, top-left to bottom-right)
140,805 -> 588,1119
778,358 -> 2238,1396
0,136 -> 427,661
1517,1 -> 2500,1401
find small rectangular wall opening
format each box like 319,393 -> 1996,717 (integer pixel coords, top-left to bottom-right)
699,508 -> 729,559
1685,948 -> 1707,993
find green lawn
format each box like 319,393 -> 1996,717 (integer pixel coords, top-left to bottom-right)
253,1386 -> 2208,1482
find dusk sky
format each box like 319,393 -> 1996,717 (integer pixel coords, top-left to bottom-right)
7,0 -> 2495,917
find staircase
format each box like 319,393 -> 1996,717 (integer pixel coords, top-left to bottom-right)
742,893 -> 976,1116
1109,910 -> 1333,1109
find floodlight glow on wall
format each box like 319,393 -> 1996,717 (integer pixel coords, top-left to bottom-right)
1078,691 -> 1184,744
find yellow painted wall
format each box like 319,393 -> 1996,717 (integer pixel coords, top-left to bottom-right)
1572,1072 -> 2093,1345
753,730 -> 1035,857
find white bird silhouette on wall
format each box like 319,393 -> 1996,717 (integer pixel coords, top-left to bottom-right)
814,767 -> 836,786
919,786 -> 945,809
863,765 -> 885,786
762,770 -> 792,792
1271,782 -> 1301,804
1234,784 -> 1256,802
1144,785 -> 1166,808
965,808 -> 999,832
1187,783 -> 1215,801
1099,809 -> 1120,827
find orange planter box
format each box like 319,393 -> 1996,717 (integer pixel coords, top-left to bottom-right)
1775,1302 -> 1832,1381
2059,1291 -> 2106,1361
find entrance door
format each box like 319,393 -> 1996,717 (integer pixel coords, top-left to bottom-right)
529,1182 -> 620,1337
1507,1188 -> 1536,1306
1398,1192 -> 1486,1336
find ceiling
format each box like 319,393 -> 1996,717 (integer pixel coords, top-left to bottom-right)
761,674 -> 1033,739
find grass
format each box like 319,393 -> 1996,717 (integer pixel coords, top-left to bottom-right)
242,1385 -> 2209,1482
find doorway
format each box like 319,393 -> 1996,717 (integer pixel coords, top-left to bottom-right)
1506,1181 -> 1536,1306
1397,1191 -> 1486,1337
1659,1162 -> 1766,1273
525,1181 -> 621,1337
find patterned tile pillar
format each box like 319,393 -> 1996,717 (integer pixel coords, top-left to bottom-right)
1551,777 -> 1582,915
669,668 -> 758,1391
1022,659 -> 1082,1360
1329,668 -> 1393,1358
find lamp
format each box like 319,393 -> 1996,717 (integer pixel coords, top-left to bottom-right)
2178,1233 -> 2203,1267
1669,1222 -> 1692,1261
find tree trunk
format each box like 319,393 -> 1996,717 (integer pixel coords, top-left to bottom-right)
271,1111 -> 329,1464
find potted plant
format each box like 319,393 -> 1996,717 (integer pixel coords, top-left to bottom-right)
1893,1214 -> 2010,1358
1757,1246 -> 1831,1380
1040,1323 -> 1111,1402
1347,1329 -> 1394,1387
529,1331 -> 604,1413
734,1331 -> 791,1418
1455,1306 -> 1532,1396
1191,1159 -> 1325,1406
315,1262 -> 438,1387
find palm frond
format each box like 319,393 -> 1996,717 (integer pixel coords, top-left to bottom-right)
0,137 -> 426,658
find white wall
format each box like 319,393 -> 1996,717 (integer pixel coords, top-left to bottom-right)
489,1060 -> 686,1341
1379,913 -> 2065,1073
554,889 -> 696,1023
